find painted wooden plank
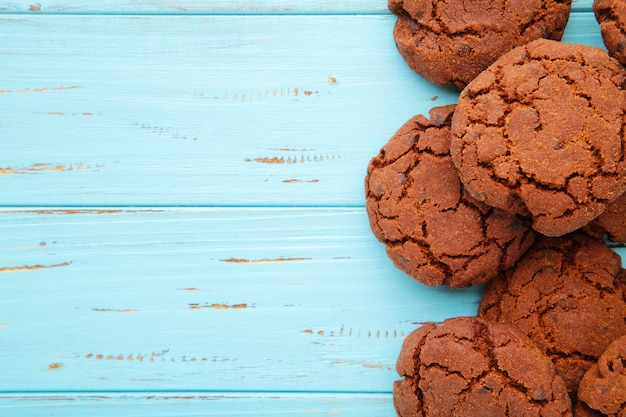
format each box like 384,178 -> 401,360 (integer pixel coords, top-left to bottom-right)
0,393 -> 393,417
0,12 -> 604,207
0,208 -> 486,392
0,1 -> 598,15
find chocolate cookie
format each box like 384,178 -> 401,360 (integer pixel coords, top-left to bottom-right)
394,316 -> 572,417
593,0 -> 626,66
479,232 -> 626,395
365,105 -> 535,288
576,334 -> 626,417
584,192 -> 626,242
388,0 -> 572,89
450,38 -> 626,237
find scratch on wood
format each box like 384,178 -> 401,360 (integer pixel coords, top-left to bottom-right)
92,308 -> 138,313
0,209 -> 164,215
0,262 -> 71,273
189,303 -> 254,310
0,85 -> 81,94
282,179 -> 320,183
221,257 -> 311,264
245,154 -> 342,164
0,162 -> 101,175
33,111 -> 93,117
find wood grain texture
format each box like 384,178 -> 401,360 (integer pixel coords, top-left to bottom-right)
0,208 -> 484,392
0,13 -> 605,206
0,0 -> 595,14
0,393 -> 392,417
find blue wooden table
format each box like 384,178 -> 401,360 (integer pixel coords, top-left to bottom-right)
1,1 -> 623,415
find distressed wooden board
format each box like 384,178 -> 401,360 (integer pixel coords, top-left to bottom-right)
0,0 -> 595,14
0,12 -> 604,207
0,393 -> 392,417
0,208 -> 485,392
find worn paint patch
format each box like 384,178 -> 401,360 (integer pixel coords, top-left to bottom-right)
0,262 -> 71,273
302,326 -> 406,339
245,154 -> 342,164
92,308 -> 138,313
0,85 -> 81,94
0,209 -> 164,215
282,179 -> 320,183
189,303 -> 253,310
221,257 -> 310,264
33,111 -> 93,117
0,162 -> 101,175
203,86 -> 321,102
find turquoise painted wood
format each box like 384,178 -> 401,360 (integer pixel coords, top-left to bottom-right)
0,0 -> 595,14
1,0 -> 623,415
0,12 -> 605,207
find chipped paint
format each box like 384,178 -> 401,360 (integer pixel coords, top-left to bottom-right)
189,303 -> 253,310
282,179 -> 320,183
92,308 -> 138,313
328,76 -> 337,85
245,154 -> 342,164
204,86 -> 321,102
0,262 -> 71,273
47,363 -> 63,370
0,209 -> 164,215
0,85 -> 81,94
0,162 -> 101,175
221,257 -> 311,264
302,326 -> 406,338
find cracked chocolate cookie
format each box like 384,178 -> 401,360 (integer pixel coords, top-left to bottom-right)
576,334 -> 626,417
479,232 -> 626,395
394,316 -> 572,417
365,105 -> 535,288
388,0 -> 572,89
593,0 -> 626,66
450,38 -> 626,237
583,192 -> 626,242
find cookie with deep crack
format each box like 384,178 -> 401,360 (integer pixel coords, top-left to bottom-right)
576,334 -> 626,417
365,105 -> 535,288
394,316 -> 572,417
593,0 -> 626,66
450,38 -> 626,237
388,0 -> 572,89
479,232 -> 626,395
583,191 -> 626,242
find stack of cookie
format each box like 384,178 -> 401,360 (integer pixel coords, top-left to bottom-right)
364,0 -> 626,415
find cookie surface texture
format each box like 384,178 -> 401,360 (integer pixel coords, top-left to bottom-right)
577,334 -> 626,417
479,232 -> 626,394
365,105 -> 535,288
393,316 -> 572,417
388,0 -> 572,89
593,0 -> 626,66
451,38 -> 626,237
583,191 -> 626,242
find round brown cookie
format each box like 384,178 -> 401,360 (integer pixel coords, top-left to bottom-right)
593,0 -> 626,66
388,0 -> 572,89
583,191 -> 626,242
450,38 -> 626,237
479,232 -> 626,395
576,335 -> 626,417
365,105 -> 535,288
394,316 -> 572,417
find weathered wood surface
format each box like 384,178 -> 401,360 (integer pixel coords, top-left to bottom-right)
0,13 -> 603,206
1,0 -> 623,415
0,0 -> 595,14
